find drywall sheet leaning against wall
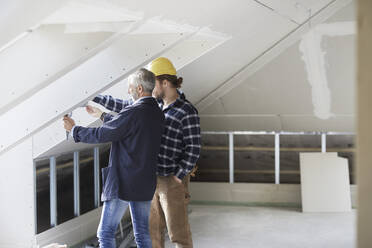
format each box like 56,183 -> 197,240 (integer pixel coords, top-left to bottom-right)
300,152 -> 351,212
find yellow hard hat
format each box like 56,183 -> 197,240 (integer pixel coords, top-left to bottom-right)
149,57 -> 176,76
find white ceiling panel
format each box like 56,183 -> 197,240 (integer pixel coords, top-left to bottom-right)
200,2 -> 355,132
161,27 -> 231,70
259,0 -> 333,24
32,27 -> 230,158
216,40 -> 314,115
42,0 -> 143,24
180,3 -> 297,104
0,25 -> 114,114
194,0 -> 352,112
200,99 -> 227,115
0,0 -> 357,157
0,30 -> 191,155
0,0 -> 67,49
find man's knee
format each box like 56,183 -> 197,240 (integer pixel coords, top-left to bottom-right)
97,223 -> 116,239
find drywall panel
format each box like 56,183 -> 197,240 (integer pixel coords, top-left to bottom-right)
194,0 -> 351,111
180,0 -> 299,105
197,1 -> 354,133
324,35 -> 356,115
0,0 -> 67,49
300,152 -> 351,212
32,107 -> 101,158
0,24 -> 118,114
42,0 -> 143,24
207,24 -> 355,118
0,138 -> 36,247
326,1 -> 355,23
0,30 -> 192,155
162,27 -> 231,70
200,99 -> 226,115
260,0 -> 333,24
36,207 -> 102,247
217,40 -> 313,115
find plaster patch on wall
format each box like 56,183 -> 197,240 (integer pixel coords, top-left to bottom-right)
299,28 -> 332,119
299,21 -> 355,120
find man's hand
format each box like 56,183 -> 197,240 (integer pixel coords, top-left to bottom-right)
63,116 -> 76,132
173,176 -> 182,184
86,105 -> 103,118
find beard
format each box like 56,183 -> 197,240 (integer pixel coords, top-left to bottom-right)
130,91 -> 139,101
153,90 -> 165,100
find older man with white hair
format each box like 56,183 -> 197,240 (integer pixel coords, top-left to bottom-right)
63,68 -> 164,248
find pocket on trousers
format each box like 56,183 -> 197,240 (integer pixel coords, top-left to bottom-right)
184,192 -> 191,205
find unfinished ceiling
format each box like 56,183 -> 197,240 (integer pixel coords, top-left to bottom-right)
0,0 -> 355,157
199,1 -> 355,132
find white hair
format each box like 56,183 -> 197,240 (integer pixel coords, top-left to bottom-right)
128,68 -> 155,93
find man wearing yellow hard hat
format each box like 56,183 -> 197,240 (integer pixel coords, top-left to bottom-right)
89,57 -> 201,247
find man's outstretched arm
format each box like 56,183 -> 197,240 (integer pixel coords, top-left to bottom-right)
63,110 -> 134,144
92,95 -> 133,113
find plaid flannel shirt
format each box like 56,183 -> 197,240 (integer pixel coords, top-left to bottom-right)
93,92 -> 201,180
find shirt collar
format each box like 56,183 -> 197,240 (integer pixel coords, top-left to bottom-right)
161,92 -> 185,111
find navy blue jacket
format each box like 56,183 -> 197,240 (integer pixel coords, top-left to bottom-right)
73,97 -> 164,201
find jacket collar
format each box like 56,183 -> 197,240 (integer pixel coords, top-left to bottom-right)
133,96 -> 154,105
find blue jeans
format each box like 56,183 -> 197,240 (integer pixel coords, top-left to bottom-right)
97,198 -> 152,248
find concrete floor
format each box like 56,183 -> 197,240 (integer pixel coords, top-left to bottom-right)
165,205 -> 356,248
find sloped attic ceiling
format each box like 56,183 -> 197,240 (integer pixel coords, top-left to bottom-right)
0,0 -> 355,157
199,2 -> 356,132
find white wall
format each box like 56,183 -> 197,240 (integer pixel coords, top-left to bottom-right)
199,2 -> 356,132
0,138 -> 36,248
189,182 -> 357,208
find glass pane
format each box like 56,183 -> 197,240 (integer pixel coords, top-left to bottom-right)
35,159 -> 51,234
80,150 -> 95,214
234,135 -> 275,183
192,134 -> 229,182
56,153 -> 74,224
